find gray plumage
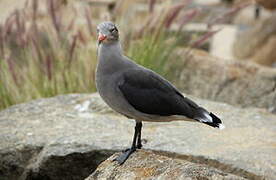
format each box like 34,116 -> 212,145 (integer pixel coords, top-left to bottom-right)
96,21 -> 224,164
96,21 -> 223,128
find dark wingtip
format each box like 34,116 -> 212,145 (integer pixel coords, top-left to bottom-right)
210,113 -> 222,124
204,113 -> 225,129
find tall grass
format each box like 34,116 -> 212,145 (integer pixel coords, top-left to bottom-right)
128,34 -> 181,79
127,1 -> 195,77
0,0 -> 98,109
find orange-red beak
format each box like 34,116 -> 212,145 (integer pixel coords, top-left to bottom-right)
98,33 -> 107,43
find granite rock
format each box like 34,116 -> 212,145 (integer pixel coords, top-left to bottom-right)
86,150 -> 246,180
171,49 -> 276,112
0,93 -> 275,179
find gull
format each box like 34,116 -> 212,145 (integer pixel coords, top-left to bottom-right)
96,21 -> 224,164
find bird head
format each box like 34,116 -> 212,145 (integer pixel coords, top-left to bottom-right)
97,22 -> 119,44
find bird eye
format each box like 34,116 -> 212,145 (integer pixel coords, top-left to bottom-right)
110,27 -> 117,33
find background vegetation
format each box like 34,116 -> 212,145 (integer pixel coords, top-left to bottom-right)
0,0 -> 227,110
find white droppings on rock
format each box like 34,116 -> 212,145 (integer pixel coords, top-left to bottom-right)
74,100 -> 91,112
27,132 -> 33,136
74,104 -> 82,110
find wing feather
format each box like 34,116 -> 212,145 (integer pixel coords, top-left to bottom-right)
118,69 -> 197,117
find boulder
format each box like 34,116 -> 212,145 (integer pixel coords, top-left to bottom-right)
255,0 -> 276,10
210,25 -> 238,60
171,49 -> 276,112
0,93 -> 275,179
233,13 -> 276,67
86,150 -> 246,180
233,4 -> 272,26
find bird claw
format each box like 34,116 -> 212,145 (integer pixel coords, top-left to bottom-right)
113,148 -> 136,165
122,144 -> 141,152
122,148 -> 130,152
137,143 -> 142,149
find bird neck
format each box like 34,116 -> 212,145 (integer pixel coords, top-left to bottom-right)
98,41 -> 123,60
97,41 -> 125,74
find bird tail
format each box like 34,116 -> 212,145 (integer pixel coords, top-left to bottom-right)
194,109 -> 225,130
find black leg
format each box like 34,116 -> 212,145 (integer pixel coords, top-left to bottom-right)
136,122 -> 142,149
114,121 -> 143,164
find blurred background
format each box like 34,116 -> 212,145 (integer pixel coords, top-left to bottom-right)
0,0 -> 276,111
1,1 -> 276,179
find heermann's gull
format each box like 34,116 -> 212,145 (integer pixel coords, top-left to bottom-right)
96,21 -> 224,164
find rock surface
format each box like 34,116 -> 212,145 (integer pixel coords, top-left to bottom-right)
86,150 -> 246,180
0,93 -> 275,179
172,49 -> 276,112
210,25 -> 238,60
255,0 -> 276,10
233,13 -> 276,67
